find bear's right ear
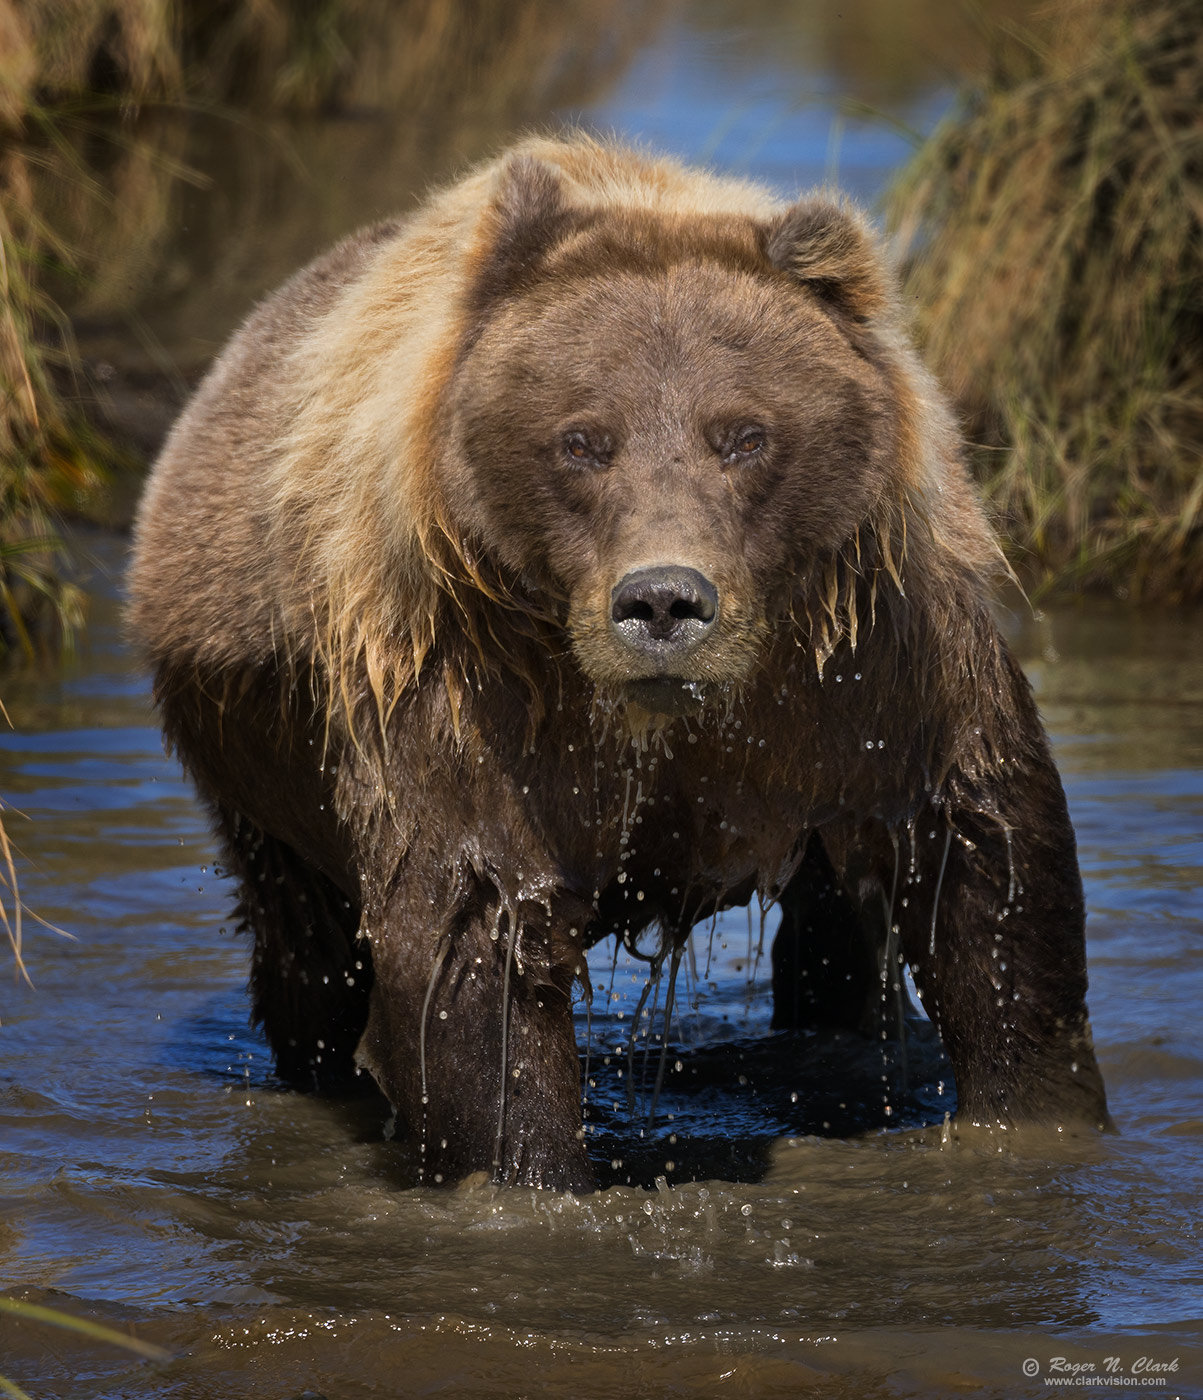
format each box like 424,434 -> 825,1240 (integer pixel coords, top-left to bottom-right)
473,154 -> 579,305
763,199 -> 892,323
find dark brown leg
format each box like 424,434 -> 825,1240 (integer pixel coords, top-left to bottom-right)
892,653 -> 1108,1127
356,871 -> 594,1192
218,809 -> 371,1088
771,832 -> 887,1034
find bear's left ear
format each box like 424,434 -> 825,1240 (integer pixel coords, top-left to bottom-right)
474,154 -> 581,306
764,200 -> 892,322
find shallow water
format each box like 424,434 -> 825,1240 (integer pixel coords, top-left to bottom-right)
1,536 -> 1200,1398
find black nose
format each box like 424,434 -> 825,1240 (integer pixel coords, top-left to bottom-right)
610,566 -> 719,656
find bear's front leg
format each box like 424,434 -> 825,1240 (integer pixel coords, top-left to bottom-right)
893,649 -> 1109,1130
355,873 -> 594,1192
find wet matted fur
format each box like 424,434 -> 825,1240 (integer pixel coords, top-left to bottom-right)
128,134 -> 1108,1191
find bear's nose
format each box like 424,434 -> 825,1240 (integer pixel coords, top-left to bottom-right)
610,566 -> 719,656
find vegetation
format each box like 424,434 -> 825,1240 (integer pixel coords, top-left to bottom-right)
1,2 -> 162,658
0,1 -> 376,658
887,0 -> 1203,601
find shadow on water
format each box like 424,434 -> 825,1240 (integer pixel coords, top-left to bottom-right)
161,926 -> 956,1193
575,918 -> 956,1189
584,1020 -> 954,1190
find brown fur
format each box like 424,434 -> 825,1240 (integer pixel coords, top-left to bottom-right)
129,134 -> 1107,1191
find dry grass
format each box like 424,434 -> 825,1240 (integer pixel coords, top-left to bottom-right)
0,791 -> 33,1011
0,1 -> 160,657
0,1293 -> 170,1398
0,169 -> 91,659
886,0 -> 1203,600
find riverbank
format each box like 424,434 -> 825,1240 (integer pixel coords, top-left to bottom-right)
886,0 -> 1203,601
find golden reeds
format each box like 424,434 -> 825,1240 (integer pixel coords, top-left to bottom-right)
887,0 -> 1203,600
0,0 -> 162,657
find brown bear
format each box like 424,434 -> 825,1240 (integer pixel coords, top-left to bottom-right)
128,133 -> 1108,1192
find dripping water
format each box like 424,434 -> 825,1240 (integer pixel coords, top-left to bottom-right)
417,937 -> 451,1182
881,830 -> 909,1096
703,911 -> 719,981
625,956 -> 658,1116
648,942 -> 684,1128
928,827 -> 952,957
493,906 -> 516,1178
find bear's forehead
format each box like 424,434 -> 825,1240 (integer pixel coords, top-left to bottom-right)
533,256 -> 782,322
501,260 -> 842,369
472,280 -> 862,430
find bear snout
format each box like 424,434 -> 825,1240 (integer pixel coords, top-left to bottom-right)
610,565 -> 719,659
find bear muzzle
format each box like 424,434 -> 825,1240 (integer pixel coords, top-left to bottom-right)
609,565 -> 720,716
609,565 -> 718,655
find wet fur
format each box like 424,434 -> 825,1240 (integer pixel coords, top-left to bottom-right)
129,134 -> 1108,1191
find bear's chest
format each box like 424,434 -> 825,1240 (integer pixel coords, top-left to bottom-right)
537,729 -> 834,911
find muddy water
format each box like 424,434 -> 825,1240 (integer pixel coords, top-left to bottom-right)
5,2 -> 1203,1394
2,541 -> 1201,1398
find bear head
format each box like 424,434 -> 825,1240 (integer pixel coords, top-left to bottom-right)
443,152 -> 911,717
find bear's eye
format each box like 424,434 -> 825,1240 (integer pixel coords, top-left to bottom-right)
561,431 -> 609,468
724,426 -> 767,463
